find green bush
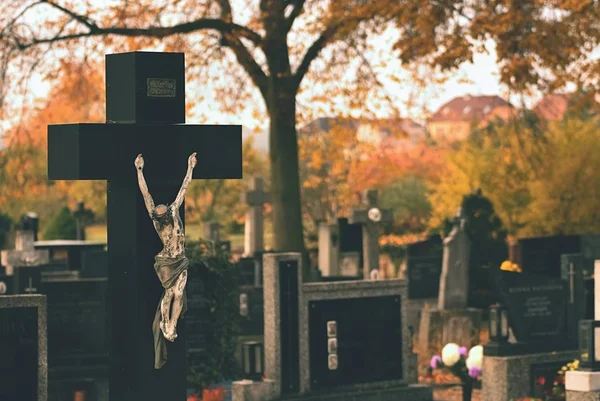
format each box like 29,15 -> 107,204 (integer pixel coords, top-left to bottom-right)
43,206 -> 77,240
186,240 -> 241,394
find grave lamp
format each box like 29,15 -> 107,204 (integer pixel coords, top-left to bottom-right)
489,304 -> 509,343
242,341 -> 264,381
579,320 -> 600,371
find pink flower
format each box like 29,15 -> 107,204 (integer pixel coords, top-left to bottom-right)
468,366 -> 482,379
430,355 -> 442,369
459,346 -> 468,358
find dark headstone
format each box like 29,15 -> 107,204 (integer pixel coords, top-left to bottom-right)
561,254 -> 585,349
280,260 -> 300,394
42,278 -> 108,374
13,266 -> 43,294
308,295 -> 402,389
238,257 -> 261,287
405,236 -> 443,259
514,235 -> 600,277
0,295 -> 46,401
493,270 -> 568,350
406,256 -> 442,299
80,249 -> 108,278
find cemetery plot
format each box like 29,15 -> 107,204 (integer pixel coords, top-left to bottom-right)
308,295 -> 402,389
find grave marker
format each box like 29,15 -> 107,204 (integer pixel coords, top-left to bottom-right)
0,294 -> 47,401
47,51 -> 242,401
242,177 -> 270,257
1,230 -> 49,293
349,190 -> 392,279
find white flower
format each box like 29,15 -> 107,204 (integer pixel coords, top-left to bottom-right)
466,353 -> 482,370
441,343 -> 461,367
466,345 -> 483,370
468,345 -> 483,359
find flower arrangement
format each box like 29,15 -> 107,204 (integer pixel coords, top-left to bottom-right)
500,260 -> 522,273
518,359 -> 579,401
430,343 -> 483,401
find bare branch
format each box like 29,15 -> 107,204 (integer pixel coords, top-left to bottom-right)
40,0 -> 98,30
292,24 -> 339,91
216,0 -> 268,100
283,0 -> 306,34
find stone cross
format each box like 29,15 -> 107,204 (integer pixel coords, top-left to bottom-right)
437,208 -> 471,310
349,190 -> 393,279
241,177 -> 270,256
47,52 -> 242,401
0,230 -> 49,276
204,221 -> 221,243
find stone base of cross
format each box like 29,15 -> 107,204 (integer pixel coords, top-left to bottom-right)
349,190 -> 392,279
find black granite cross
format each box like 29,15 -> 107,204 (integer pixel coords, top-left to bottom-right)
47,52 -> 242,401
349,190 -> 393,279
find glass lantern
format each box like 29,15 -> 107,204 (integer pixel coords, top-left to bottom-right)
489,304 -> 509,344
242,341 -> 264,381
579,320 -> 600,371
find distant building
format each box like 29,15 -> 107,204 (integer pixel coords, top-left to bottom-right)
299,117 -> 426,149
532,93 -> 572,121
428,95 -> 514,142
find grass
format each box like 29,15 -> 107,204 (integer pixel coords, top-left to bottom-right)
85,223 -> 274,252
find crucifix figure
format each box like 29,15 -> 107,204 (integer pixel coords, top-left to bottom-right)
47,52 -> 242,400
136,152 -> 196,352
349,190 -> 393,279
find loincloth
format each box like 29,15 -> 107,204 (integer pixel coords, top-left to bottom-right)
152,253 -> 189,369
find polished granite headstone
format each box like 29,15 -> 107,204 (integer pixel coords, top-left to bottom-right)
0,295 -> 47,401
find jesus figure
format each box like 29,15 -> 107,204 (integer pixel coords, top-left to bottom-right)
134,152 -> 197,369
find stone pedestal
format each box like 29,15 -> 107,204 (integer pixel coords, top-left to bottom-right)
408,353 -> 419,384
417,308 -> 482,357
482,350 -> 578,401
566,371 -> 600,401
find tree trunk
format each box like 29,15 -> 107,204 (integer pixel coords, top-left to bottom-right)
267,82 -> 305,256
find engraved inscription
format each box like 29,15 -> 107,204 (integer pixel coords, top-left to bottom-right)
147,78 -> 176,98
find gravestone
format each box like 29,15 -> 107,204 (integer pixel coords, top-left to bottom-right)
231,252 -> 433,401
80,249 -> 109,278
418,208 -> 481,357
492,269 -> 568,351
438,208 -> 471,309
43,278 -> 108,373
19,212 -> 40,241
73,202 -> 94,240
241,177 -> 270,257
0,294 -> 47,401
204,221 -> 221,243
561,254 -> 587,349
1,230 -> 49,293
318,218 -> 363,278
512,234 -> 600,277
406,256 -> 442,299
47,51 -> 242,401
308,295 -> 403,389
349,190 -> 393,279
